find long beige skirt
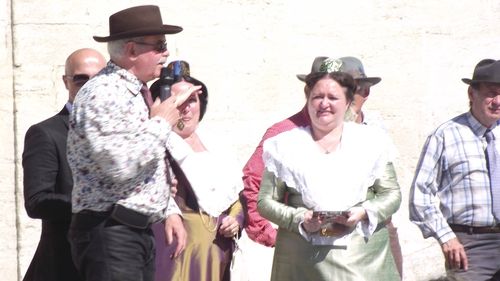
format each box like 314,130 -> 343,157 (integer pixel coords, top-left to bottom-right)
153,211 -> 234,281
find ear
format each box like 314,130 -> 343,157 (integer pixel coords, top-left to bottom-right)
125,41 -> 138,60
62,75 -> 70,90
467,85 -> 474,101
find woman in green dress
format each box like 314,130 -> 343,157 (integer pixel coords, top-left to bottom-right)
257,70 -> 401,281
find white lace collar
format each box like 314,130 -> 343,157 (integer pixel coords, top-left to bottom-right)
167,127 -> 242,217
262,122 -> 392,211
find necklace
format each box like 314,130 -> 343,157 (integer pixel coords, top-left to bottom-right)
323,143 -> 339,154
317,137 -> 341,154
313,125 -> 343,154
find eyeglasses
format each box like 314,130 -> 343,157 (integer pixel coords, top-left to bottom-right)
130,40 -> 168,53
355,85 -> 371,97
66,74 -> 90,87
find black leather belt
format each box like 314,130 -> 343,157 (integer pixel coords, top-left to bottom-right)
450,224 -> 500,234
74,204 -> 152,230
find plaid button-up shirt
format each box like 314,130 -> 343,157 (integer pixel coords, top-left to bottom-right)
410,111 -> 499,244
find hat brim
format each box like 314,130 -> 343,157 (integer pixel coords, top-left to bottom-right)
296,74 -> 381,86
296,74 -> 307,82
462,78 -> 474,84
93,25 -> 183,42
460,78 -> 500,84
357,77 -> 381,86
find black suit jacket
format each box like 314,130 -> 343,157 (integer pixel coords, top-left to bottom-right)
22,106 -> 82,281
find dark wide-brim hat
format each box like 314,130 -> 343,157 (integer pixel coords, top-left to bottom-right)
462,59 -> 500,85
296,56 -> 381,86
93,5 -> 182,42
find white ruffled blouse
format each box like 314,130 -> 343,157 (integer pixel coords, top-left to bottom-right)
166,127 -> 243,217
262,122 -> 394,243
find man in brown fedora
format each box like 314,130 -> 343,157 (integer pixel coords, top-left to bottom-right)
67,5 -> 201,281
410,59 -> 500,281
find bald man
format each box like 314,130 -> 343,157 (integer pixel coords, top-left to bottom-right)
22,48 -> 106,281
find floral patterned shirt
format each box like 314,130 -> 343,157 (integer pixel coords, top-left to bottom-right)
67,61 -> 179,222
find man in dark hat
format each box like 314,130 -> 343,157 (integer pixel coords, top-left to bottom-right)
410,59 -> 500,281
67,5 -> 200,281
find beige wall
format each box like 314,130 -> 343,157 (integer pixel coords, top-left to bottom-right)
1,0 -> 17,280
4,0 -> 500,280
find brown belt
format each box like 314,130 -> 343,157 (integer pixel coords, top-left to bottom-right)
450,224 -> 500,234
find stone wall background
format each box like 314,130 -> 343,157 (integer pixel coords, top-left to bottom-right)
2,0 -> 500,280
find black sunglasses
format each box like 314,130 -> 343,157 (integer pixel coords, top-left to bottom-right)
130,40 -> 168,53
67,74 -> 90,87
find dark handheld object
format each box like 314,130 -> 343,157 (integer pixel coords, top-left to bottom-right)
159,67 -> 174,101
312,211 -> 349,221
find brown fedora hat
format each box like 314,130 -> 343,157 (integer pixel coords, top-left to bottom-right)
93,5 -> 182,42
462,59 -> 500,85
297,56 -> 381,86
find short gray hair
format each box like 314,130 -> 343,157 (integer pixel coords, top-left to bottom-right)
107,36 -> 146,61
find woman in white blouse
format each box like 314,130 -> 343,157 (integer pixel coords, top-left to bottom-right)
257,71 -> 401,281
151,61 -> 243,281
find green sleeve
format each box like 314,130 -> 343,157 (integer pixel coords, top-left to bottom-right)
257,169 -> 308,234
362,162 -> 402,222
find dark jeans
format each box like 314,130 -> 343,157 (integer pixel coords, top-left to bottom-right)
68,212 -> 155,281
